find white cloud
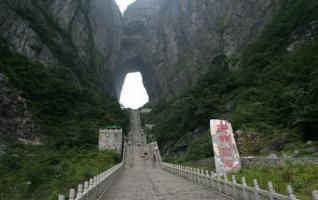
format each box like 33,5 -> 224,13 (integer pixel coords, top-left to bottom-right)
115,0 -> 136,13
119,72 -> 149,109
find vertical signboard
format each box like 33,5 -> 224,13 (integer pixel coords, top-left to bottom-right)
210,119 -> 241,175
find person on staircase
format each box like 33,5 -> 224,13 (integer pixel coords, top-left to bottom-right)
153,153 -> 156,168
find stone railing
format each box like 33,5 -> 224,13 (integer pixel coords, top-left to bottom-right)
161,162 -> 318,200
57,144 -> 126,200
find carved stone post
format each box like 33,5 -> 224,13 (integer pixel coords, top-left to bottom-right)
224,174 -> 229,195
268,181 -> 275,200
217,176 -> 222,192
211,171 -> 215,190
89,178 -> 94,189
205,170 -> 209,186
201,169 -> 205,184
232,175 -> 237,198
313,190 -> 318,200
58,195 -> 65,200
287,185 -> 297,200
76,184 -> 83,198
83,181 -> 89,193
242,177 -> 248,200
69,189 -> 75,200
253,179 -> 260,200
196,169 -> 200,183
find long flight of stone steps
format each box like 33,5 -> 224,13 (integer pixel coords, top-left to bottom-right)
101,110 -> 230,200
59,110 -> 318,200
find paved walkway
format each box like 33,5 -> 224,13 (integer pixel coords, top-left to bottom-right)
102,110 -> 230,200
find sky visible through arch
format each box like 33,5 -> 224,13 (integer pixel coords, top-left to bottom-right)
119,72 -> 149,109
115,0 -> 136,13
116,1 -> 148,109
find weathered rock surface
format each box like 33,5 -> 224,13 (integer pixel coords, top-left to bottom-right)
0,73 -> 34,147
114,0 -> 280,100
0,0 -> 122,95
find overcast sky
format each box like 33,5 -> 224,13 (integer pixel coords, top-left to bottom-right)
120,72 -> 149,109
115,0 -> 136,13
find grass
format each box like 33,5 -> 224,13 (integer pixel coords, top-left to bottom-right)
230,163 -> 318,200
0,144 -> 120,200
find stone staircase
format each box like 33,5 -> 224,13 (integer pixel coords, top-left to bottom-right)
58,110 -> 318,200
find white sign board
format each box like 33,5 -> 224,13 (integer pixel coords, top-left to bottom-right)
210,119 -> 241,175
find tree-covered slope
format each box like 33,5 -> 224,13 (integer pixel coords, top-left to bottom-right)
0,43 -> 128,199
147,0 -> 318,160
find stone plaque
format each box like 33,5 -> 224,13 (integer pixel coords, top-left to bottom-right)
210,119 -> 241,175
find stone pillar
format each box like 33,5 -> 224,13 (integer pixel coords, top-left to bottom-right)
69,189 -> 75,200
313,190 -> 318,200
58,195 -> 65,200
268,181 -> 275,200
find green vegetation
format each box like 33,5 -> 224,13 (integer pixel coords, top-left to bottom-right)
147,0 -> 318,161
215,15 -> 226,33
0,145 -> 120,200
0,41 -> 128,199
231,163 -> 318,200
163,132 -> 213,163
145,2 -> 318,199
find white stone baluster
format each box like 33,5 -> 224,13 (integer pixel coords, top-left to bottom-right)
268,181 -> 275,200
58,195 -> 65,200
242,177 -> 248,200
313,190 -> 318,200
191,168 -> 194,180
224,174 -> 229,195
76,184 -> 83,198
253,179 -> 260,200
211,171 -> 215,190
205,170 -> 209,186
200,169 -> 204,184
69,189 -> 75,200
196,169 -> 200,183
89,178 -> 94,189
232,175 -> 237,198
287,185 -> 297,200
83,181 -> 89,193
217,176 -> 222,192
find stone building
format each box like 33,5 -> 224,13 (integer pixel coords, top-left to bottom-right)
99,126 -> 122,153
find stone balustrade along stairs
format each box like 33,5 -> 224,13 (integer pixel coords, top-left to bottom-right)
58,110 -> 318,200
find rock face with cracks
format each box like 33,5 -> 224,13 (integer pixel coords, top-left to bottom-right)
0,0 -> 280,144
0,0 -> 280,100
114,0 -> 279,100
0,0 -> 122,95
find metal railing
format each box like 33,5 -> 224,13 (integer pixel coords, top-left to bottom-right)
58,144 -> 126,200
161,162 -> 318,200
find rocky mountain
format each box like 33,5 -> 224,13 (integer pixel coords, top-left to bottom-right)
0,0 -> 281,101
114,0 -> 280,100
0,0 -> 122,95
0,73 -> 34,150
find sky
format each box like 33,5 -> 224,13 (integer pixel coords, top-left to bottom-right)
115,0 -> 136,13
119,72 -> 149,109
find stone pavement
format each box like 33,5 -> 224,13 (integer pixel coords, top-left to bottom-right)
102,110 -> 231,200
102,147 -> 231,200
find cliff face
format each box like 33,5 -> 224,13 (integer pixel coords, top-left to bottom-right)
0,73 -> 34,149
115,0 -> 279,100
0,0 -> 280,101
0,0 -> 122,95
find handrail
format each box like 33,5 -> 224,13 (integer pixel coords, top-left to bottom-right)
58,144 -> 126,200
161,162 -> 318,200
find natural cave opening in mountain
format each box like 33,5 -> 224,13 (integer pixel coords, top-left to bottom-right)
119,72 -> 149,109
115,0 -> 136,14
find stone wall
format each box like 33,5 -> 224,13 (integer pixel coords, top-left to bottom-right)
99,128 -> 122,153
